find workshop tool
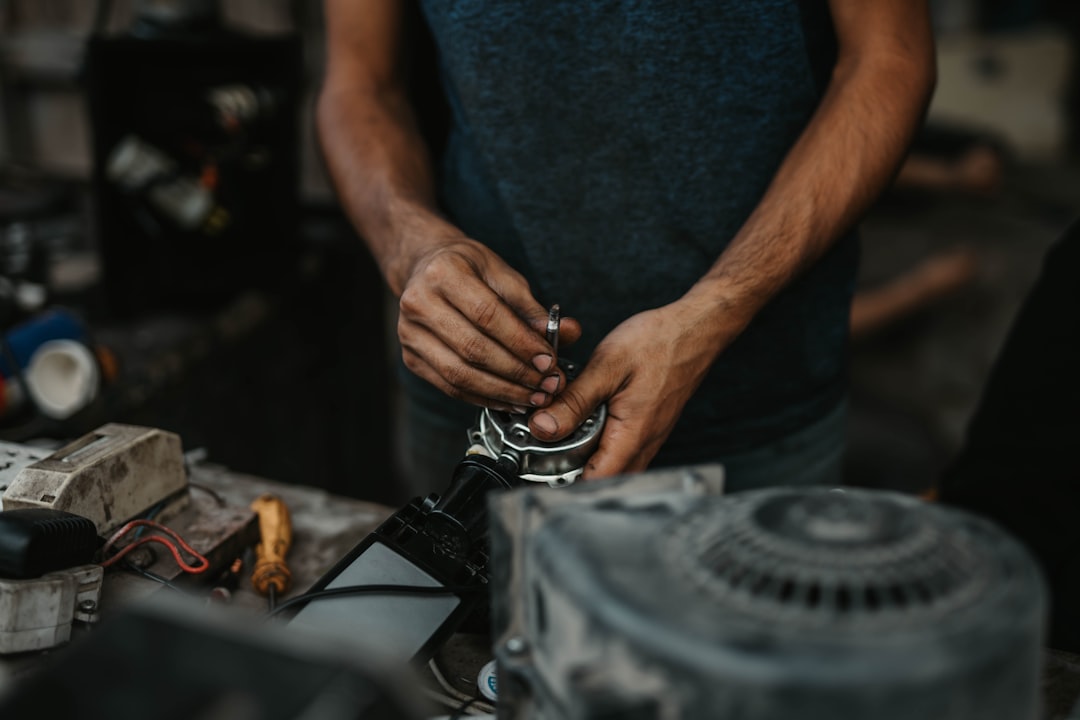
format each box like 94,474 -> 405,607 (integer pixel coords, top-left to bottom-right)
545,303 -> 560,363
1,424 -> 189,535
251,493 -> 292,611
0,508 -> 104,653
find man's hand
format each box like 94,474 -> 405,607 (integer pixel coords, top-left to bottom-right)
396,230 -> 581,412
528,300 -> 731,479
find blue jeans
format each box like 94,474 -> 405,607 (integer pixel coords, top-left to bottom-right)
393,391 -> 847,501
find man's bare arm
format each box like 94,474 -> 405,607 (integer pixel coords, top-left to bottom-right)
318,0 -> 445,296
681,0 -> 938,339
319,0 -> 578,413
530,0 -> 937,477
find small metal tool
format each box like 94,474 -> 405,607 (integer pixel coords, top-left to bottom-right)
546,304 -> 560,364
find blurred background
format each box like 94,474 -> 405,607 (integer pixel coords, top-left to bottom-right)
0,0 -> 1076,504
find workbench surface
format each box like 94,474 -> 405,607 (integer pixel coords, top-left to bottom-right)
107,459 -> 395,613
2,462 -> 1079,718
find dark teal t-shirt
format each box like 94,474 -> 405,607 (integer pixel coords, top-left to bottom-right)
409,0 -> 857,460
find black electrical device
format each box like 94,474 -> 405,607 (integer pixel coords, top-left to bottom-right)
84,25 -> 303,320
0,508 -> 99,579
284,454 -> 522,665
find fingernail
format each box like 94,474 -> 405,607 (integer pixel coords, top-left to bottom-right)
530,392 -> 549,407
532,354 -> 554,372
540,375 -> 560,394
532,412 -> 558,435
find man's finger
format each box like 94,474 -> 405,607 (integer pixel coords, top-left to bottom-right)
580,444 -> 647,481
528,364 -> 614,441
401,327 -> 552,410
437,285 -> 550,364
578,416 -> 658,480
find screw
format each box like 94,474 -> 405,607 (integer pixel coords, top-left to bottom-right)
79,599 -> 97,614
505,636 -> 528,655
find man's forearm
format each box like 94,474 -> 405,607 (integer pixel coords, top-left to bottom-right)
316,83 -> 456,296
684,31 -> 936,345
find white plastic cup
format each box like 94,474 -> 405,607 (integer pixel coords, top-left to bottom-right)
24,339 -> 100,419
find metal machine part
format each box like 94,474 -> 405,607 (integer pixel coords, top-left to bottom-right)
488,475 -> 1047,720
469,359 -> 605,487
1,424 -> 189,535
0,564 -> 103,654
469,304 -> 606,487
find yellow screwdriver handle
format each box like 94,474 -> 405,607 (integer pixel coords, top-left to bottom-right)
250,494 -> 293,596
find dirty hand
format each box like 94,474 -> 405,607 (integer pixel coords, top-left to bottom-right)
397,233 -> 581,413
528,302 -> 730,479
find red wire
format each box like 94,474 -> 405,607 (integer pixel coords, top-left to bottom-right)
100,519 -> 210,574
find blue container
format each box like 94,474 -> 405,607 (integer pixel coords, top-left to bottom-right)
0,309 -> 90,378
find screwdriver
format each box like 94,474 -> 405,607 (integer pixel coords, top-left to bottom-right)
546,304 -> 560,365
250,494 -> 292,612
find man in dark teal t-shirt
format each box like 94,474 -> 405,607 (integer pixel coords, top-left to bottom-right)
318,0 -> 936,498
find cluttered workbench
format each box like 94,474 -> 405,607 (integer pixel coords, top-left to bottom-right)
0,424 -> 385,687
0,421 -> 505,719
1,421 -> 1080,720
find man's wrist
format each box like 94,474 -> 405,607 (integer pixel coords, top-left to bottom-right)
378,197 -> 464,296
687,271 -> 763,324
675,279 -> 758,356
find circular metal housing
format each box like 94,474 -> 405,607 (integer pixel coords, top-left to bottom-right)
468,360 -> 605,487
493,482 -> 1048,720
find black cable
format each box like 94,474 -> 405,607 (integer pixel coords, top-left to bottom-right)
119,559 -> 187,593
264,583 -> 484,620
189,482 -> 226,507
